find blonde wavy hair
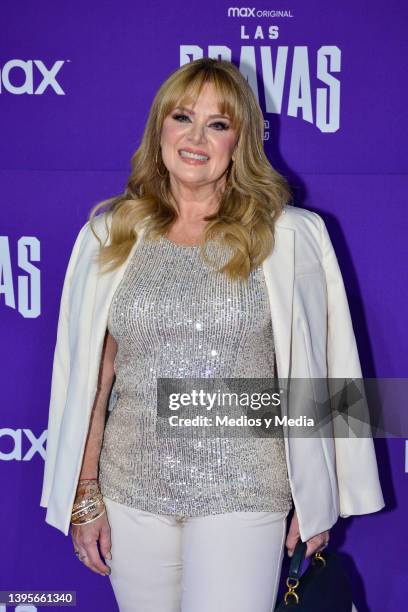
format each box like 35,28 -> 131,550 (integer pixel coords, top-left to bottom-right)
88,57 -> 292,281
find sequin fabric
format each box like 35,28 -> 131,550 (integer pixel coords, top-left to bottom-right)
98,234 -> 293,516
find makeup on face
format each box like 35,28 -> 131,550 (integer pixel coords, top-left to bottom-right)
160,83 -> 238,180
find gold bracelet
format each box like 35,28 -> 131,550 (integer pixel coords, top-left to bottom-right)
70,478 -> 105,525
71,507 -> 106,526
71,498 -> 103,516
71,498 -> 105,522
71,500 -> 105,520
72,492 -> 104,512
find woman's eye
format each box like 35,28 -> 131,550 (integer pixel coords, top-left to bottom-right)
211,121 -> 229,131
171,114 -> 229,131
172,113 -> 190,122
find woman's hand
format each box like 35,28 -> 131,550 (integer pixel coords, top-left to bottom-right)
71,511 -> 112,576
285,510 -> 330,559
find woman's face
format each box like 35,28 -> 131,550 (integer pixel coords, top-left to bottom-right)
160,82 -> 238,188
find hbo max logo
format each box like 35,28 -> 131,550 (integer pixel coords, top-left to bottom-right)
0,429 -> 46,460
0,60 -> 66,95
227,7 -> 255,16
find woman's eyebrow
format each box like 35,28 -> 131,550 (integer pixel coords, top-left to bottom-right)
174,105 -> 230,120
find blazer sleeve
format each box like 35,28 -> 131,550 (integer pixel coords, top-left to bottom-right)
39,221 -> 90,508
318,214 -> 385,517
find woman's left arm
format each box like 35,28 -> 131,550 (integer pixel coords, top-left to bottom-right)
286,213 -> 385,557
318,214 -> 385,517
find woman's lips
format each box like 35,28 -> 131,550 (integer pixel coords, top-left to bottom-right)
178,150 -> 209,165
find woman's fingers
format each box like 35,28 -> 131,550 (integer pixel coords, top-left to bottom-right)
285,534 -> 297,557
305,531 -> 330,558
74,540 -> 107,576
98,517 -> 112,560
82,538 -> 110,575
285,513 -> 330,559
285,509 -> 300,557
72,519 -> 111,576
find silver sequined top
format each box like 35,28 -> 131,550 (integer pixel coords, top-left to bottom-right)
98,233 -> 292,516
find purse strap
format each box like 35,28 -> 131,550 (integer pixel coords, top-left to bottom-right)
283,540 -> 327,605
288,540 -> 307,579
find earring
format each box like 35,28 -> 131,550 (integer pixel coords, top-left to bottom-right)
155,149 -> 167,178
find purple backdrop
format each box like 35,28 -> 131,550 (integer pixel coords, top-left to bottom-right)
1,1 -> 407,611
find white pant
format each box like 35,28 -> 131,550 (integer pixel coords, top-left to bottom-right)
103,496 -> 290,612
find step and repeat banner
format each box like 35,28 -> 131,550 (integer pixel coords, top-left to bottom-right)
1,1 -> 407,611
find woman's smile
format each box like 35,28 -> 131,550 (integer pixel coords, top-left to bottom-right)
178,148 -> 210,165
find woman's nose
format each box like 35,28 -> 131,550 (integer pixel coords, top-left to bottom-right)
186,123 -> 206,144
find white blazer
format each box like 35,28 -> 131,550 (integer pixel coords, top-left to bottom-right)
40,204 -> 385,540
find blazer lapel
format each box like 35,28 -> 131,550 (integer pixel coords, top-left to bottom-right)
262,218 -> 295,382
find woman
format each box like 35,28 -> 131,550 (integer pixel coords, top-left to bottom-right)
40,58 -> 384,612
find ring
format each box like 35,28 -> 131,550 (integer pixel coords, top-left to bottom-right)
74,550 -> 87,561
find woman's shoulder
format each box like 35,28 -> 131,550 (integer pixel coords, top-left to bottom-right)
278,204 -> 326,242
280,203 -> 323,227
74,211 -> 113,249
62,212 -> 113,281
88,210 -> 113,238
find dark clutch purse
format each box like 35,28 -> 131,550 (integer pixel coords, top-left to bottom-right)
275,540 -> 355,611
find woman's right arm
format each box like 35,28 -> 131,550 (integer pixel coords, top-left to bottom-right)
71,329 -> 118,577
79,329 -> 118,480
